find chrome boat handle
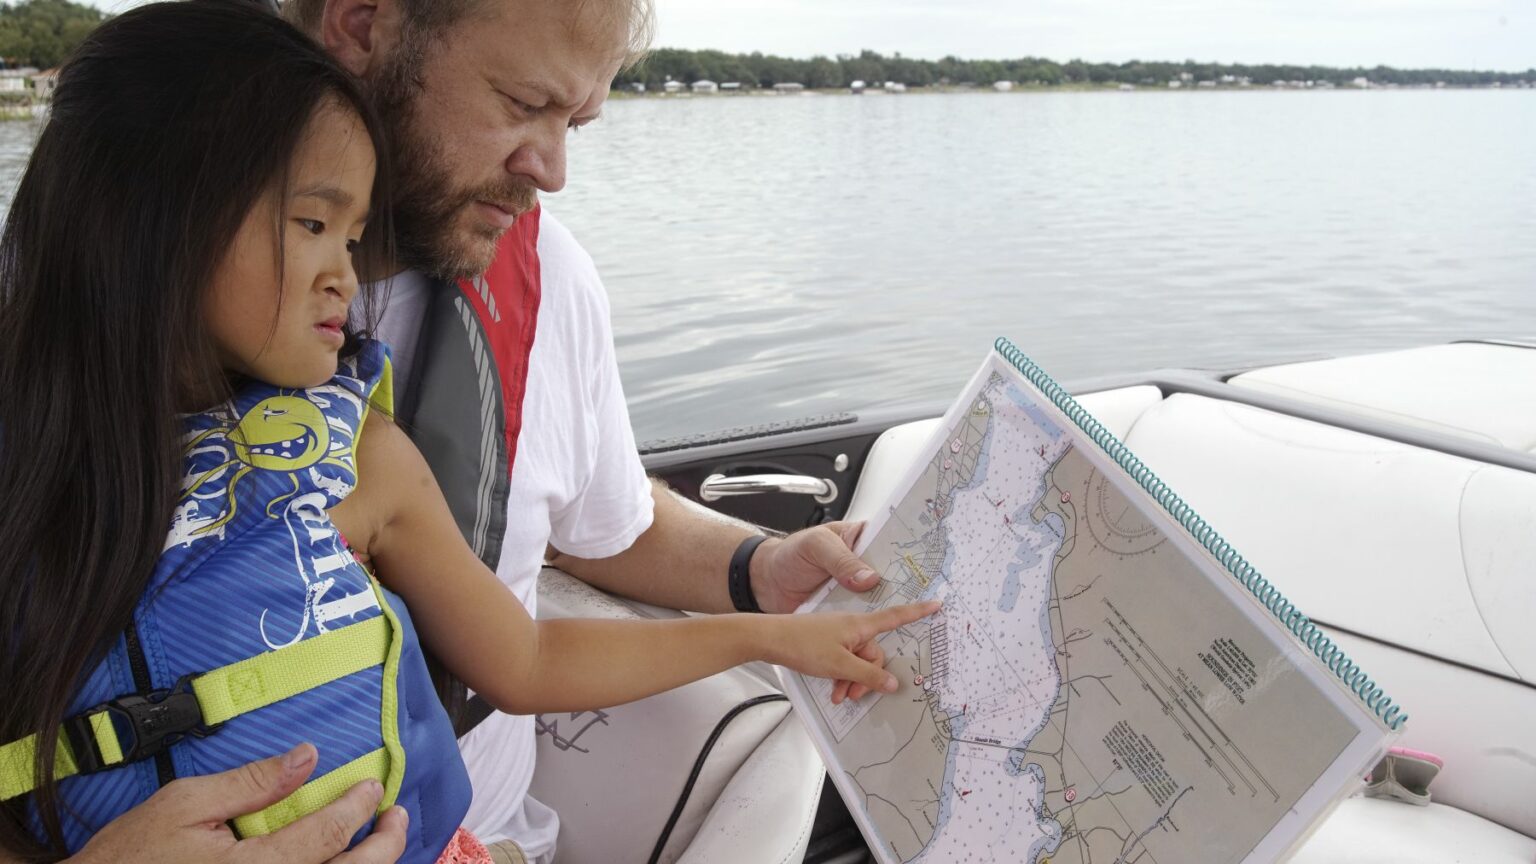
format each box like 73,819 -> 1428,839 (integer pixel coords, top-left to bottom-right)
700,473 -> 838,504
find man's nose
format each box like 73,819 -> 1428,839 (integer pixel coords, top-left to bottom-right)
505,125 -> 567,193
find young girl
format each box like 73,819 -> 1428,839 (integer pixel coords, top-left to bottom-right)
0,3 -> 935,863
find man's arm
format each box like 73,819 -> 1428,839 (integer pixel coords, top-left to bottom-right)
4,745 -> 407,864
549,481 -> 882,615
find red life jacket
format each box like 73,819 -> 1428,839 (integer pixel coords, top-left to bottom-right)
398,206 -> 542,572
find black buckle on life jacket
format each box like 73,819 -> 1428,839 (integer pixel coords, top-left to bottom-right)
63,676 -> 222,776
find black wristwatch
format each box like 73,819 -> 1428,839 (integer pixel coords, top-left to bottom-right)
728,535 -> 769,613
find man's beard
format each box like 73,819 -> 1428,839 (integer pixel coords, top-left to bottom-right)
369,58 -> 539,282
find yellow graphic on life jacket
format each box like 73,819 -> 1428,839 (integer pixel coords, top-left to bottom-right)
180,393 -> 356,536
231,396 -> 330,471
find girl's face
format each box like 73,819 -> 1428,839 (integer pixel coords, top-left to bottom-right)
206,100 -> 376,390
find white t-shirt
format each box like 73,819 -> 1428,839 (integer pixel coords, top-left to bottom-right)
370,209 -> 655,860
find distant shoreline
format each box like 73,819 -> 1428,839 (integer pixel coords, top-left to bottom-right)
617,48 -> 1535,96
610,81 -> 1531,98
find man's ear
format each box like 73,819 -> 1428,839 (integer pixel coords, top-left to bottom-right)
320,0 -> 403,77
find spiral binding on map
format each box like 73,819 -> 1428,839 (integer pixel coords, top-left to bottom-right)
993,337 -> 1406,731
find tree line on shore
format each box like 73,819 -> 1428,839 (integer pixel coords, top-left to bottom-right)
0,0 -> 101,70
617,48 -> 1535,91
1,1 -> 1530,92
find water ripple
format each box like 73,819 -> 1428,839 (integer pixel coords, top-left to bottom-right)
544,91 -> 1536,440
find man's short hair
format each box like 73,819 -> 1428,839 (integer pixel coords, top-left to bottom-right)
281,0 -> 654,68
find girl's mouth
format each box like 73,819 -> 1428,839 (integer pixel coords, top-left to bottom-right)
315,318 -> 345,345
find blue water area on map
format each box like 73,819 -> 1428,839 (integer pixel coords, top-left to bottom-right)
925,711 -> 971,858
1019,757 -> 1067,860
1012,498 -> 1041,528
1007,586 -> 1067,766
1039,510 -> 1067,541
998,448 -> 1071,858
999,541 -> 1043,613
1026,780 -> 1068,864
1005,748 -> 1031,776
920,384 -> 1078,860
1005,384 -> 1064,440
921,400 -> 1001,857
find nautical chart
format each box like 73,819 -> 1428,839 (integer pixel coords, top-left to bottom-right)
785,353 -> 1390,864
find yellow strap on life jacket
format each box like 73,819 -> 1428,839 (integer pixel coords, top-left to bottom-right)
193,615 -> 389,726
0,614 -> 390,802
232,747 -> 390,838
0,711 -> 122,800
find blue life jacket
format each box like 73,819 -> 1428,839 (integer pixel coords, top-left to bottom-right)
0,340 -> 471,863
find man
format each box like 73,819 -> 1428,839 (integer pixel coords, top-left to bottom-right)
286,0 -> 881,861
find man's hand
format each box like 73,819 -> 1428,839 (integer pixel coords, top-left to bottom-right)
71,744 -> 407,864
749,521 -> 881,614
549,488 -> 885,618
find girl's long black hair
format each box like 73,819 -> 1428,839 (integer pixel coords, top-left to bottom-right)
0,1 -> 392,858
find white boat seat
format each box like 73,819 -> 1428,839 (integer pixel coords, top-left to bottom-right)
1291,796 -> 1536,864
1124,394 -> 1536,682
529,569 -> 822,864
1229,343 -> 1536,453
1311,626 -> 1536,838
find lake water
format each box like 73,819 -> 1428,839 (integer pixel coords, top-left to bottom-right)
6,90 -> 1534,442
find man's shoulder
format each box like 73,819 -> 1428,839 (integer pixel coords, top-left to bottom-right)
535,207 -> 580,256
534,207 -> 611,321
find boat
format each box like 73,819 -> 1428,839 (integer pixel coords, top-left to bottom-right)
525,338 -> 1536,863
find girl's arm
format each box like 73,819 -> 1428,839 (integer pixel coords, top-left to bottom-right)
351,418 -> 936,715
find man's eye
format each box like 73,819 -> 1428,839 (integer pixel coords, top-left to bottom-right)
298,218 -> 325,235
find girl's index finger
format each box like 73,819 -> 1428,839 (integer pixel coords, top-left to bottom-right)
874,599 -> 942,633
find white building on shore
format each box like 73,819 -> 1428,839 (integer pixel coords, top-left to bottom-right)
0,69 -> 34,93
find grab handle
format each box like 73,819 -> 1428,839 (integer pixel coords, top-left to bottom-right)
699,473 -> 838,504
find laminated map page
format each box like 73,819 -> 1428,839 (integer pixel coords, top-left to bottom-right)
782,343 -> 1401,864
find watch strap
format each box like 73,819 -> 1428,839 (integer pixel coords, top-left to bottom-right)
728,535 -> 769,613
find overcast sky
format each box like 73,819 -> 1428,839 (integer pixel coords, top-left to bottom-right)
81,0 -> 1536,71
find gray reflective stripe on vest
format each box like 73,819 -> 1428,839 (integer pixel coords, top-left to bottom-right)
399,284 -> 509,572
